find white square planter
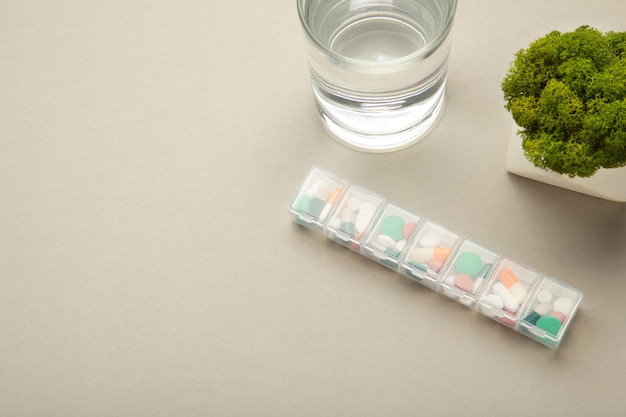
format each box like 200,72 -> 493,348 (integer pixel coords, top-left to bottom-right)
506,128 -> 626,202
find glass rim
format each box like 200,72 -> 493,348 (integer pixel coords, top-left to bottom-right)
297,0 -> 458,67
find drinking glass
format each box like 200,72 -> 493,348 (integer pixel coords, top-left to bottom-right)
297,0 -> 458,152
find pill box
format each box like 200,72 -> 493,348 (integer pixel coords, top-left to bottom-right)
288,166 -> 584,349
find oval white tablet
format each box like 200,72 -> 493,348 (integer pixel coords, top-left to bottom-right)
377,234 -> 397,249
419,234 -> 441,248
481,294 -> 504,317
492,282 -> 519,313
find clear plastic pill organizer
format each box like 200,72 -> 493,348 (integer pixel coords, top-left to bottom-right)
289,166 -> 583,349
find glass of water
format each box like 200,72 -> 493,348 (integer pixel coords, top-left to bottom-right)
297,0 -> 458,152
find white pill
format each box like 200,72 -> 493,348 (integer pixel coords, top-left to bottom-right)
355,202 -> 377,232
310,180 -> 326,195
419,234 -> 441,248
508,282 -> 528,305
341,207 -> 354,222
484,293 -> 504,309
397,239 -> 407,252
481,294 -> 504,317
554,297 -> 574,315
459,297 -> 474,307
492,282 -> 519,313
410,247 -> 435,263
442,274 -> 456,298
534,302 -> 553,316
377,234 -> 397,249
537,289 -> 553,304
472,276 -> 485,295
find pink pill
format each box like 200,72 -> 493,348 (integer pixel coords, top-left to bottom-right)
402,222 -> 417,240
454,273 -> 474,292
549,311 -> 567,323
428,259 -> 444,272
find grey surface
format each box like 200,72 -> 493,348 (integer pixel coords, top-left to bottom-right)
1,1 -> 625,416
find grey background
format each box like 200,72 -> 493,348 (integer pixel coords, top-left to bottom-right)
2,0 -> 625,416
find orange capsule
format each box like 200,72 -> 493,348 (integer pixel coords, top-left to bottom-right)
411,247 -> 447,263
498,268 -> 520,288
497,268 -> 528,304
319,188 -> 342,220
433,247 -> 451,262
326,188 -> 342,204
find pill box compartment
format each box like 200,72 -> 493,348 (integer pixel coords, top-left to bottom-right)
324,185 -> 386,253
439,239 -> 500,308
362,203 -> 423,271
518,277 -> 583,349
477,258 -> 541,329
399,221 -> 461,290
289,166 -> 347,233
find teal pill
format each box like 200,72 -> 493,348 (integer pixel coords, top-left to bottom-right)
406,262 -> 426,281
478,262 -> 493,279
524,311 -> 541,325
341,221 -> 356,237
385,247 -> 400,259
408,261 -> 427,272
536,315 -> 562,336
379,215 -> 405,241
455,252 -> 483,276
308,197 -> 325,217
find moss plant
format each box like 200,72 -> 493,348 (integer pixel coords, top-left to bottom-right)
502,26 -> 626,178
